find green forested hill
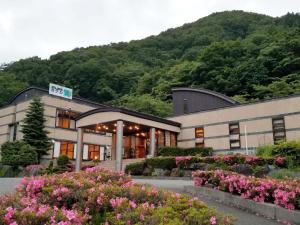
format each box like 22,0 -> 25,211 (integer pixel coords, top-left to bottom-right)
0,11 -> 299,116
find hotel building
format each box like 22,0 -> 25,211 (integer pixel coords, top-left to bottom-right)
0,86 -> 299,170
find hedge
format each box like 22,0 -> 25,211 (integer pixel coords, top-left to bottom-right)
256,140 -> 300,167
124,162 -> 145,175
125,154 -> 288,174
145,157 -> 176,170
157,146 -> 213,157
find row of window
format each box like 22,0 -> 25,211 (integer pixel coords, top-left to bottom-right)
194,117 -> 286,149
55,141 -> 104,161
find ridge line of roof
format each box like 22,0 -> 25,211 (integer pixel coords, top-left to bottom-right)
75,106 -> 181,127
172,87 -> 239,104
8,86 -> 108,107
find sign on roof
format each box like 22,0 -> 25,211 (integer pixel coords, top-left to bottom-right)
49,83 -> 73,99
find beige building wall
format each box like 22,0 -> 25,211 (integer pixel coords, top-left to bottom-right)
170,95 -> 300,154
0,94 -> 112,162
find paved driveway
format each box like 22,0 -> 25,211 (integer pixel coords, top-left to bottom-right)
0,178 -> 22,196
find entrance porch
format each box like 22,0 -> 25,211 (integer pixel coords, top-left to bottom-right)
75,107 -> 181,171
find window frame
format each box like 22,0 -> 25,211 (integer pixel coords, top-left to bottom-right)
195,127 -> 204,147
55,108 -> 79,130
88,144 -> 100,160
60,141 -> 75,159
229,122 -> 241,149
272,117 -> 286,144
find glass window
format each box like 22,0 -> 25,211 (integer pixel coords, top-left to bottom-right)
60,141 -> 74,159
88,144 -> 100,160
9,123 -> 18,141
229,123 -> 240,149
195,127 -> 204,147
272,117 -> 286,143
170,132 -> 177,147
157,129 -> 165,147
56,109 -> 78,129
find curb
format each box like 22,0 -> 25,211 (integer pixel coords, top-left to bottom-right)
184,186 -> 300,225
132,176 -> 192,180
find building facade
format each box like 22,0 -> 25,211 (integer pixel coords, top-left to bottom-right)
0,86 -> 300,170
0,87 -> 180,167
169,88 -> 300,154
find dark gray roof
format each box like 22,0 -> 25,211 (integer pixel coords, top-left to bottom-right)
8,86 -> 108,108
172,87 -> 239,104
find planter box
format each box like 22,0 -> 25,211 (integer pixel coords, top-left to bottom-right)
184,185 -> 300,225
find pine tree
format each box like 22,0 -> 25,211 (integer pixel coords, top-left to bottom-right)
21,97 -> 51,162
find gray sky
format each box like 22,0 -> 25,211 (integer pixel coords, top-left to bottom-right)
0,0 -> 299,64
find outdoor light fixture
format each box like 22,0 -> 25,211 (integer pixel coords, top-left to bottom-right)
129,126 -> 133,130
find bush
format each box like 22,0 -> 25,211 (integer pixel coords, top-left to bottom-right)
256,145 -> 273,157
0,167 -> 234,225
272,140 -> 300,167
256,140 -> 300,168
0,141 -> 37,167
125,162 -> 145,175
193,169 -> 300,210
56,155 -> 69,167
158,146 -> 213,157
146,157 -> 176,170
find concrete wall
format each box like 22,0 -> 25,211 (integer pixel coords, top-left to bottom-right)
170,95 -> 300,154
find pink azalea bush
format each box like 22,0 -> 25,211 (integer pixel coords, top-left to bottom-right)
0,167 -> 234,225
193,170 -> 300,210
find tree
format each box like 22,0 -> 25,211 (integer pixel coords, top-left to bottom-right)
0,141 -> 37,167
21,98 -> 51,162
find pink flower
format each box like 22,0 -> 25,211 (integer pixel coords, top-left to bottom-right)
140,213 -> 145,221
210,216 -> 217,224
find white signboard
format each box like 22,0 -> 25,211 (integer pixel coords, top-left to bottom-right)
49,83 -> 73,99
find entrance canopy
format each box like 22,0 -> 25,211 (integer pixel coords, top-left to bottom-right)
76,107 -> 181,132
74,107 -> 181,172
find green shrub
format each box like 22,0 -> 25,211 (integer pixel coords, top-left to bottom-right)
146,157 -> 176,170
125,162 -> 145,175
272,140 -> 300,167
0,141 -> 37,167
158,146 -> 212,157
268,168 -> 300,179
56,155 -> 69,167
256,140 -> 300,167
256,145 -> 273,157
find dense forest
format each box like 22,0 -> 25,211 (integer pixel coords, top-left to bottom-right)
0,11 -> 299,117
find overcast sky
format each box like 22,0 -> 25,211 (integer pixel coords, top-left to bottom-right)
0,0 -> 299,64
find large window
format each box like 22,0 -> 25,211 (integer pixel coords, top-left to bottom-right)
60,141 -> 74,159
88,144 -> 100,160
229,123 -> 240,149
56,109 -> 78,129
195,127 -> 204,147
157,129 -> 165,147
170,132 -> 177,147
272,117 -> 286,144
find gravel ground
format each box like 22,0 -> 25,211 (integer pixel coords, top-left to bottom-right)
0,178 -> 281,225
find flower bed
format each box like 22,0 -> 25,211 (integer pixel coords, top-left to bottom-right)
0,167 -> 234,225
193,170 -> 300,210
126,154 -> 287,176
